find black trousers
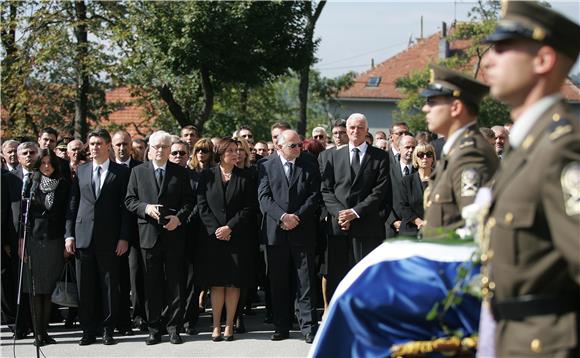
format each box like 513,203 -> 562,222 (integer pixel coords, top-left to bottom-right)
117,251 -> 132,330
128,244 -> 146,322
141,236 -> 185,335
267,245 -> 318,335
326,235 -> 382,301
76,246 -> 120,335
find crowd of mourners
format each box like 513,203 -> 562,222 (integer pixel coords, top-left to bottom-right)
0,119 -> 509,347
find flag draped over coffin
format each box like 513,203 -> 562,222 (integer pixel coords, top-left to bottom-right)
309,240 -> 481,358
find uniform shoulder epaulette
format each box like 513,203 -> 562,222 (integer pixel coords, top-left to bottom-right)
459,137 -> 476,149
548,113 -> 573,141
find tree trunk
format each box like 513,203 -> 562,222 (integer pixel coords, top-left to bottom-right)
73,0 -> 89,140
297,0 -> 326,137
1,2 -> 20,127
158,84 -> 189,127
195,66 -> 214,133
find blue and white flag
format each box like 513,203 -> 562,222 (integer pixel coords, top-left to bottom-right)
309,240 -> 480,358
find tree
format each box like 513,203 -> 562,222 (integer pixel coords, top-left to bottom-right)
1,0 -> 126,140
116,1 -> 307,133
296,0 -> 326,136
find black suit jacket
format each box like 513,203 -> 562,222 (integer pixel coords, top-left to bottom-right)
386,160 -> 416,236
65,161 -> 131,250
197,166 -> 257,245
258,155 -> 320,248
321,145 -> 391,238
30,179 -> 70,241
125,161 -> 193,249
5,168 -> 25,243
399,172 -> 425,236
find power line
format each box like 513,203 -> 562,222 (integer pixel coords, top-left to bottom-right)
317,41 -> 408,67
316,64 -> 370,70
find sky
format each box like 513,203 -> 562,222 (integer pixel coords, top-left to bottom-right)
313,1 -> 580,79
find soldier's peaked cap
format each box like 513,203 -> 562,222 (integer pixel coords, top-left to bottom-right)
482,0 -> 580,60
420,65 -> 489,107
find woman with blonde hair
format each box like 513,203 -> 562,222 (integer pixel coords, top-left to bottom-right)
399,143 -> 436,236
189,138 -> 215,172
233,137 -> 252,169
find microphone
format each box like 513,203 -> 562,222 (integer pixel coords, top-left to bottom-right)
29,172 -> 41,198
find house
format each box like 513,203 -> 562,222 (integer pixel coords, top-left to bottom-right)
330,24 -> 580,135
101,87 -> 154,138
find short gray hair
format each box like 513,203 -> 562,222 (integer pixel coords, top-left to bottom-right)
149,130 -> 171,145
346,113 -> 368,126
311,127 -> 327,137
277,129 -> 299,145
17,142 -> 39,155
2,139 -> 20,151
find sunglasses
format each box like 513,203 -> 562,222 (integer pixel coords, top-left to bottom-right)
195,148 -> 209,154
393,131 -> 409,136
285,143 -> 303,149
313,135 -> 325,140
171,151 -> 187,156
242,134 -> 253,138
417,152 -> 434,159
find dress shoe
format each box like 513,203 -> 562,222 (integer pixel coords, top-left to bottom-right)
211,335 -> 223,342
234,317 -> 246,334
224,334 -> 234,341
41,333 -> 57,345
79,334 -> 96,346
185,326 -> 198,335
102,331 -> 116,345
271,331 -> 289,341
304,333 -> 315,344
169,332 -> 183,344
14,329 -> 30,340
145,333 -> 161,345
117,327 -> 134,336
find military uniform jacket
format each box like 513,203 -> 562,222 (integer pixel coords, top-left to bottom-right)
487,100 -> 580,357
423,124 -> 499,236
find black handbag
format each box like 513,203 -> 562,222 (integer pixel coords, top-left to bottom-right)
51,261 -> 79,307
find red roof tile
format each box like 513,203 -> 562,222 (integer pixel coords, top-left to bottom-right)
338,29 -> 580,101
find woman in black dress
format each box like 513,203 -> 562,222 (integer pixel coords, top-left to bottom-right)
399,143 -> 436,236
19,148 -> 70,346
197,138 -> 257,341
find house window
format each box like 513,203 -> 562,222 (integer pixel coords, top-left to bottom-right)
367,76 -> 381,87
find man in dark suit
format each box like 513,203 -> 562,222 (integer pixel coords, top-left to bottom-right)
37,127 -> 71,183
65,129 -> 131,346
125,130 -> 193,345
387,122 -> 409,171
111,130 -> 143,335
258,130 -> 320,344
4,142 -> 39,338
321,113 -> 391,301
386,135 -> 417,237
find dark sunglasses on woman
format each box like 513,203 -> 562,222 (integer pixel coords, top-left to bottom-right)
417,152 -> 434,159
196,148 -> 209,154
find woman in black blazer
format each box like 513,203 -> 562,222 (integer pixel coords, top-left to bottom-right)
19,149 -> 70,346
197,138 -> 257,341
399,143 -> 436,236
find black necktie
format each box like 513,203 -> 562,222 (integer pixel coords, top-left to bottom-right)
403,166 -> 410,176
156,168 -> 164,189
286,162 -> 293,182
351,148 -> 361,176
94,166 -> 101,197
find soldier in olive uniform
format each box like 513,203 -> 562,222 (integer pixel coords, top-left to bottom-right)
481,1 -> 580,356
420,65 -> 499,237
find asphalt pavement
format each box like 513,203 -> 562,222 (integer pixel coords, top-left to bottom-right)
0,306 -> 314,358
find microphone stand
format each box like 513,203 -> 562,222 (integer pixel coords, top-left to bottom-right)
15,181 -> 41,358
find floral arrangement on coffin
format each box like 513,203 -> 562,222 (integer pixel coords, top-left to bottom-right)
389,189 -> 493,358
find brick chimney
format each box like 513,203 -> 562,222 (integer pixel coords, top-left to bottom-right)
439,22 -> 449,60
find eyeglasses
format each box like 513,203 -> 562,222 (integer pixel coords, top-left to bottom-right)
417,152 -> 434,159
285,143 -> 303,149
171,151 -> 187,156
151,144 -> 169,151
195,148 -> 209,154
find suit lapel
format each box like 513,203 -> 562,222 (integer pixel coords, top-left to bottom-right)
289,158 -> 303,188
89,163 -> 97,200
211,167 -> 226,224
274,158 -> 289,190
337,146 -> 352,186
100,163 -> 116,197
145,162 -> 159,198
158,163 -> 170,199
352,148 -> 371,186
